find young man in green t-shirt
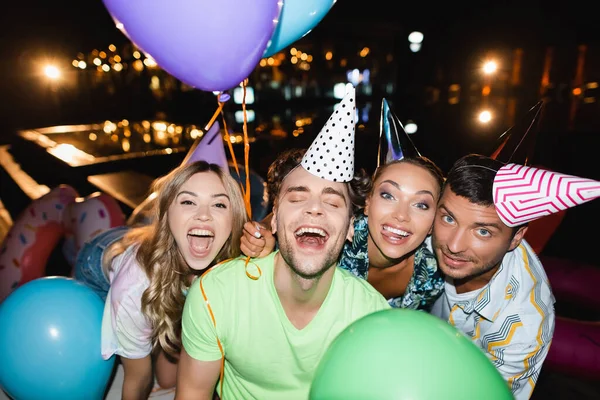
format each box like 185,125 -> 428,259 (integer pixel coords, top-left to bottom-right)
176,86 -> 390,400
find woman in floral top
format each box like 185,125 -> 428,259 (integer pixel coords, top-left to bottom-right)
240,150 -> 445,311
338,157 -> 445,310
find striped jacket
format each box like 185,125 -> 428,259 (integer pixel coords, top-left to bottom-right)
430,239 -> 555,400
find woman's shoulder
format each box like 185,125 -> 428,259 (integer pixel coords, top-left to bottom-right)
109,245 -> 148,299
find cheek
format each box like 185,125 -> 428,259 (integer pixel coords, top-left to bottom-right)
412,213 -> 435,238
168,207 -> 188,226
366,200 -> 386,220
432,219 -> 449,240
218,212 -> 234,235
473,241 -> 506,263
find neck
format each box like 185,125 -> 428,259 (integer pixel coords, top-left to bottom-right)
273,253 -> 335,310
454,264 -> 500,294
367,234 -> 415,270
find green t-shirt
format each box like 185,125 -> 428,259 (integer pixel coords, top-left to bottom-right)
182,251 -> 390,399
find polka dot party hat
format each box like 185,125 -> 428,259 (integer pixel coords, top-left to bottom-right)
301,84 -> 356,182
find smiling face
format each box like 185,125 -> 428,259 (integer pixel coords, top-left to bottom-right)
432,186 -> 527,287
271,166 -> 354,279
365,162 -> 440,267
167,171 -> 234,271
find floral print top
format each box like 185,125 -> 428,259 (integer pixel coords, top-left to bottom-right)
339,212 -> 445,310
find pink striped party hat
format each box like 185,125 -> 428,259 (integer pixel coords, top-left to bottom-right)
493,163 -> 600,227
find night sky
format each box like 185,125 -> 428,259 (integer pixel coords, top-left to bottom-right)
1,1 -> 598,59
0,0 -> 598,136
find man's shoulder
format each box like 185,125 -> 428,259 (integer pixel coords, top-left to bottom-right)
335,268 -> 389,306
502,241 -> 554,301
489,242 -> 555,332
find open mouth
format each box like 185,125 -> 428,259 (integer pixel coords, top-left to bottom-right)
382,224 -> 411,241
294,226 -> 329,247
187,228 -> 215,257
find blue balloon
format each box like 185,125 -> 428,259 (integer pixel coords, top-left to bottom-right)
263,0 -> 336,57
0,277 -> 115,400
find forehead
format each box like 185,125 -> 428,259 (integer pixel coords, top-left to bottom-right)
182,171 -> 225,191
280,166 -> 349,197
376,163 -> 439,189
439,187 -> 504,225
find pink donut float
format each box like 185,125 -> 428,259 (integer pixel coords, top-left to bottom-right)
63,191 -> 125,256
0,185 -> 78,302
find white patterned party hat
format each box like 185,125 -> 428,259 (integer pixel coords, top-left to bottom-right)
301,84 -> 356,182
493,163 -> 600,227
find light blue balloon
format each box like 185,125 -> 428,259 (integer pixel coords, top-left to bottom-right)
0,277 -> 115,400
263,0 -> 336,57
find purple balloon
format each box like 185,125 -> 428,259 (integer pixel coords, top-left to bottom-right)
103,0 -> 282,92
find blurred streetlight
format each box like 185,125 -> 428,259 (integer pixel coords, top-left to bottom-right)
409,43 -> 422,53
405,120 -> 418,134
408,31 -> 424,44
478,110 -> 492,123
482,60 -> 498,75
43,65 -> 61,80
408,31 -> 423,53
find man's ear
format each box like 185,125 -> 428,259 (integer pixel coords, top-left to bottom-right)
508,225 -> 528,252
346,216 -> 355,242
270,208 -> 278,235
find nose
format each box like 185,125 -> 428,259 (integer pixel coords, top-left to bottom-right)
304,197 -> 324,217
392,201 -> 411,223
194,204 -> 212,221
446,229 -> 468,254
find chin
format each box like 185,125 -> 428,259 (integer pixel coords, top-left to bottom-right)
382,245 -> 414,260
184,256 -> 213,271
439,267 -> 466,280
292,261 -> 331,279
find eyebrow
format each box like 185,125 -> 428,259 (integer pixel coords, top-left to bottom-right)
322,186 -> 348,205
176,190 -> 230,200
380,179 -> 435,199
438,204 -> 501,230
284,185 -> 347,205
284,185 -> 309,195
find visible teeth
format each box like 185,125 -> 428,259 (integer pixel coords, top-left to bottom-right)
295,227 -> 326,237
383,225 -> 409,236
188,229 -> 214,237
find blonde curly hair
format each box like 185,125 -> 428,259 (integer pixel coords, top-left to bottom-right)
104,161 -> 247,357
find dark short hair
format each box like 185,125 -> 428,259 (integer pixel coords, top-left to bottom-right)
267,148 -> 370,215
445,154 -> 527,234
267,148 -> 307,206
445,154 -> 504,206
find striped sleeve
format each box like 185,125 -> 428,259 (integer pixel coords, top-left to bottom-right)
481,309 -> 554,400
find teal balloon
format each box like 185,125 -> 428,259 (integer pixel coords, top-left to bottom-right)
0,277 -> 115,400
263,0 -> 336,57
309,309 -> 513,400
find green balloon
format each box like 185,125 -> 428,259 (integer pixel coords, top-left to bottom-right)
309,309 -> 513,400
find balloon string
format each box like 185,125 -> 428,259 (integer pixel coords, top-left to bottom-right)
219,106 -> 246,199
242,80 -> 252,220
204,101 -> 225,132
215,94 -> 248,203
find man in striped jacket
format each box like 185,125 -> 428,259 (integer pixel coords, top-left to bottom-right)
429,154 -> 556,400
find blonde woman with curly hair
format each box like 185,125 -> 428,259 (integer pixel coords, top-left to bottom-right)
74,161 -> 247,399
